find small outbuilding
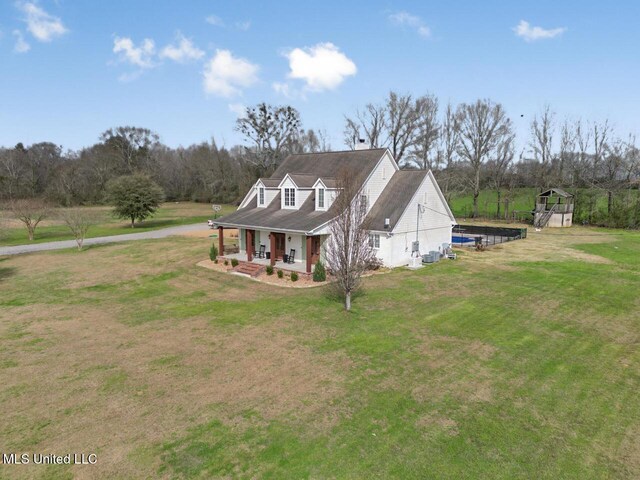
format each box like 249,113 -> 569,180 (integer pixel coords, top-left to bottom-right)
534,188 -> 574,228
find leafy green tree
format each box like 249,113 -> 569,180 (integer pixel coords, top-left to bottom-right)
106,174 -> 164,227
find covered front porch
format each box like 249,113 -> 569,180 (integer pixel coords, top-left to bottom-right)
216,226 -> 324,274
220,252 -> 312,274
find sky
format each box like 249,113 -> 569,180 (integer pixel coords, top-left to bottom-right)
1,0 -> 640,153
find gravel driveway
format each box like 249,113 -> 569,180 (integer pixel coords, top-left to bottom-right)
0,223 -> 211,256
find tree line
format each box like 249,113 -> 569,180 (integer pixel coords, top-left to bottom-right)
2,96 -> 639,228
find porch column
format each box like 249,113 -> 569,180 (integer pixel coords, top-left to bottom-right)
218,226 -> 224,256
306,235 -> 312,274
246,229 -> 253,261
270,232 -> 276,266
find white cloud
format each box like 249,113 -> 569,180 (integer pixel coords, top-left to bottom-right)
388,11 -> 430,38
205,15 -> 224,27
228,103 -> 246,117
13,29 -> 30,53
117,70 -> 144,83
513,20 -> 566,42
160,33 -> 204,63
235,21 -> 251,31
203,49 -> 259,97
272,81 -> 292,97
113,36 -> 156,68
284,42 -> 356,91
17,1 -> 68,42
206,15 -> 251,31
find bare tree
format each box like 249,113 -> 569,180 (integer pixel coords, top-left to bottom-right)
558,120 -> 576,185
100,126 -> 160,173
602,136 -> 625,215
60,208 -> 102,250
11,199 -> 51,241
530,106 -> 555,189
410,94 -> 440,170
487,133 -> 516,218
343,103 -> 386,149
456,99 -> 513,217
385,92 -> 421,164
235,103 -> 301,173
325,169 -> 375,311
437,102 -> 460,198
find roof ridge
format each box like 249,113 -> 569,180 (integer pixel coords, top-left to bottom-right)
286,147 -> 386,157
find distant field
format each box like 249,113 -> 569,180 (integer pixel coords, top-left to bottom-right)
449,188 -> 639,222
0,202 -> 235,246
0,224 -> 638,478
449,188 -> 538,220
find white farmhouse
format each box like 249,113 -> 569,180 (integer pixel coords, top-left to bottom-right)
214,148 -> 456,273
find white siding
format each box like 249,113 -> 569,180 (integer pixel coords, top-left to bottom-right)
238,185 -> 257,208
382,173 -> 454,267
361,151 -> 397,214
285,234 -> 304,264
254,230 -> 267,254
280,178 -> 297,210
264,188 -> 278,206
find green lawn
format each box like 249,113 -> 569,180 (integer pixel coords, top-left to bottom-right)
449,188 -> 539,219
0,226 -> 638,478
449,187 -> 639,221
0,202 -> 235,246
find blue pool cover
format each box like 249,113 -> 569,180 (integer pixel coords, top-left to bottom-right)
451,235 -> 475,244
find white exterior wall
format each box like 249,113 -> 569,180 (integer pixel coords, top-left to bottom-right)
381,173 -> 454,267
263,188 -> 278,206
285,234 -> 304,264
279,179 -> 311,210
361,151 -> 397,213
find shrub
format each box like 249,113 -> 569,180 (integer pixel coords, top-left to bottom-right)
277,269 -> 284,279
266,265 -> 274,275
313,260 -> 326,282
231,258 -> 239,267
224,260 -> 228,266
209,243 -> 218,261
366,257 -> 383,271
214,259 -> 218,264
290,272 -> 299,282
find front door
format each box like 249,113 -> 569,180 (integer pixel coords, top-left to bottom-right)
274,233 -> 286,260
310,236 -> 321,264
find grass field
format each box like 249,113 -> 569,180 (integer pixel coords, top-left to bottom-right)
0,202 -> 235,247
449,187 -> 640,221
0,225 -> 639,478
448,188 -> 538,220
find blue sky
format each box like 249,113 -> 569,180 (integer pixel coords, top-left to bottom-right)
1,1 -> 639,152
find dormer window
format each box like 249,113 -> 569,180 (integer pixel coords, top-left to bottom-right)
318,188 -> 325,208
284,188 -> 296,207
258,187 -> 265,206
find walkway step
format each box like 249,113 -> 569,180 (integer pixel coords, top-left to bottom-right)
232,262 -> 265,277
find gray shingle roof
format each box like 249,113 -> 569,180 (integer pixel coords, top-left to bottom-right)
288,174 -> 318,188
215,191 -> 336,233
538,188 -> 573,198
213,149 -> 435,234
258,178 -> 280,187
272,148 -> 387,186
365,170 -> 428,231
215,149 -> 388,233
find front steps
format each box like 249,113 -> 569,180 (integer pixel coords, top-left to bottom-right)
232,261 -> 265,277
